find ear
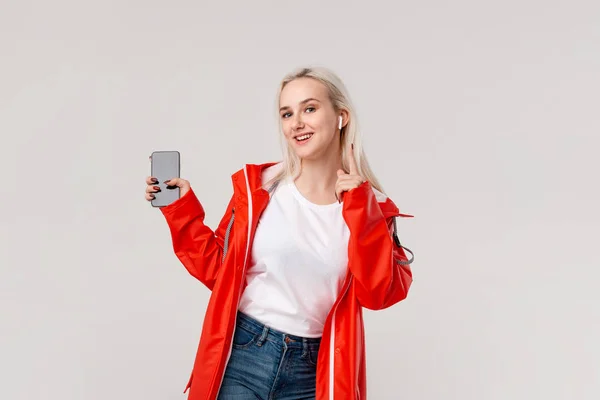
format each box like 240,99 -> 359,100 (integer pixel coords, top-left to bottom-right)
339,109 -> 349,129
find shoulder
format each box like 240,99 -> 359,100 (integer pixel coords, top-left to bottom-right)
230,161 -> 283,191
260,162 -> 284,188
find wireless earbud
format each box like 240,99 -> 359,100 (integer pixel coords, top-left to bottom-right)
338,116 -> 343,130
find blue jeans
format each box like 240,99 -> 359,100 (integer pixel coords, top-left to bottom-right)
217,311 -> 321,400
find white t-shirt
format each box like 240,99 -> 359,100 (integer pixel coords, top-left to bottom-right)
237,177 -> 351,338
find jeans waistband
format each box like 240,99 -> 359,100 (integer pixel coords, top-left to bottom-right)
235,311 -> 321,349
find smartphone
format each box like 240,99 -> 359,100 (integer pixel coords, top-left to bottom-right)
150,150 -> 180,207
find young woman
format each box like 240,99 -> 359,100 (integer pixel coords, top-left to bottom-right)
144,66 -> 414,400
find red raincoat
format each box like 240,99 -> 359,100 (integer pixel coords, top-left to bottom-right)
160,162 -> 414,399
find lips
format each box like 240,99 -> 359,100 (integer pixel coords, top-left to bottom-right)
293,132 -> 314,142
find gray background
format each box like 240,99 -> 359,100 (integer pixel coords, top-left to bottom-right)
1,0 -> 598,399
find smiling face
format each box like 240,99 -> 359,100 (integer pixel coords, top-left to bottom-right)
279,77 -> 345,162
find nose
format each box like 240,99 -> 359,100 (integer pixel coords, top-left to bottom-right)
292,113 -> 304,130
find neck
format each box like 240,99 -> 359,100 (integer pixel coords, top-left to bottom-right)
294,151 -> 343,194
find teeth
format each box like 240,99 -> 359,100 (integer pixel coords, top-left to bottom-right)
296,134 -> 313,141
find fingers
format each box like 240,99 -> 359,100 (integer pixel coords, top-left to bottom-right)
145,183 -> 160,202
163,178 -> 176,186
335,175 -> 364,203
146,185 -> 161,193
336,178 -> 363,192
334,182 -> 358,203
335,152 -> 364,203
335,169 -> 347,203
164,177 -> 190,189
347,143 -> 359,175
165,179 -> 191,199
147,176 -> 188,188
145,176 -> 191,202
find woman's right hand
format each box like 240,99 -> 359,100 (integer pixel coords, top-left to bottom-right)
145,176 -> 191,202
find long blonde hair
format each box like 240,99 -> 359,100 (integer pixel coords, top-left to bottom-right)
270,66 -> 384,193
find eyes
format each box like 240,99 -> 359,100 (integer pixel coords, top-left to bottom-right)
281,106 -> 317,119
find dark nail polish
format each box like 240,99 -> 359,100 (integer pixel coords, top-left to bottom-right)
151,178 -> 158,183
351,143 -> 354,150
163,180 -> 170,184
153,186 -> 160,191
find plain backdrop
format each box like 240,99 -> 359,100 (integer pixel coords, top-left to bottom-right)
1,1 -> 599,399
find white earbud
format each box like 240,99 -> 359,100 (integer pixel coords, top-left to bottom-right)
338,116 -> 343,130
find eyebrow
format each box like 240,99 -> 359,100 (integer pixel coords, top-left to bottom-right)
279,98 -> 321,112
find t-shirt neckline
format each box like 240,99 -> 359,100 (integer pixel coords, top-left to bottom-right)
286,178 -> 341,210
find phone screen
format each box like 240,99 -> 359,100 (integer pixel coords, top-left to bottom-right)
150,151 -> 180,207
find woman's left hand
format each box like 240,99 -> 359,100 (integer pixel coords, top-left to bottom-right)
335,144 -> 365,203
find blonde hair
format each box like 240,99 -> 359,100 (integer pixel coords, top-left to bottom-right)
270,66 -> 384,193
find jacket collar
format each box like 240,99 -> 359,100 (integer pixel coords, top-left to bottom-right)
230,162 -> 279,195
232,162 -> 412,219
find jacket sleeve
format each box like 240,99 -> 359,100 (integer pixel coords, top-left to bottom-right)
160,188 -> 235,291
342,181 -> 413,310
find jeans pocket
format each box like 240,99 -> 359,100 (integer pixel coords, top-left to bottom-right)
232,324 -> 259,349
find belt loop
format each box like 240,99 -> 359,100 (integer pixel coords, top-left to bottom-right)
302,337 -> 308,356
257,326 -> 269,346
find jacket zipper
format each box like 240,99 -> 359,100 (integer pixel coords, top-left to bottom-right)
215,166 -> 255,398
221,209 -> 235,263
